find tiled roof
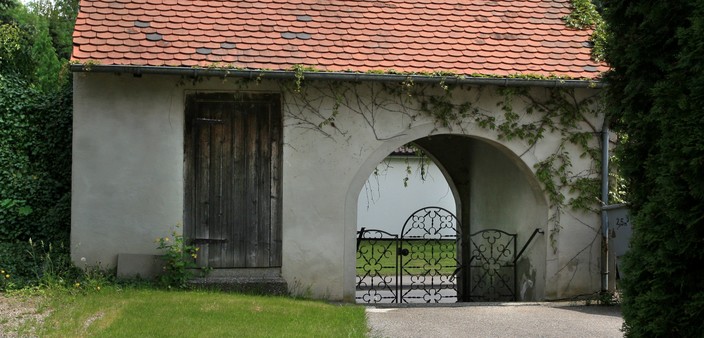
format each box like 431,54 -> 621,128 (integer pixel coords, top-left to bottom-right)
71,0 -> 608,79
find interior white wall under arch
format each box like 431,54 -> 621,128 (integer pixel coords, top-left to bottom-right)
463,137 -> 548,300
356,155 -> 457,235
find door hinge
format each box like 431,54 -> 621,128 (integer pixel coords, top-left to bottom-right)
191,238 -> 228,245
194,118 -> 224,124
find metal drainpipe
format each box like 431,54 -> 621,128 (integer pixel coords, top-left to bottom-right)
68,64 -> 605,89
600,118 -> 610,293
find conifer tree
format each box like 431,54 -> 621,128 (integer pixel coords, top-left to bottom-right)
604,1 -> 704,336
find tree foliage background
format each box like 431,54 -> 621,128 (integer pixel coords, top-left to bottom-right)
604,1 -> 704,336
1,0 -> 76,284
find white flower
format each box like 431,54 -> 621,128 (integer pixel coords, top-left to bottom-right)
80,257 -> 86,262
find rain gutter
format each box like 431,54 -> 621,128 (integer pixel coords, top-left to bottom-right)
69,64 -> 605,88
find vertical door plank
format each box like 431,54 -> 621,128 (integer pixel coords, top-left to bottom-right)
207,104 -> 224,268
184,97 -> 196,250
255,102 -> 272,267
232,103 -> 247,267
220,102 -> 235,268
194,102 -> 211,268
269,97 -> 283,267
245,104 -> 260,267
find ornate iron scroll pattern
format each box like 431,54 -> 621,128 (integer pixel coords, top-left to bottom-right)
355,229 -> 399,304
468,229 -> 517,301
356,208 -> 533,304
398,207 -> 461,303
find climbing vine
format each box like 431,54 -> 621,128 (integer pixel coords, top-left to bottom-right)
270,70 -> 607,257
417,84 -> 604,251
175,62 -> 610,281
564,0 -> 608,62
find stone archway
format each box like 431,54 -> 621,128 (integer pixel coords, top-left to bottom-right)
345,133 -> 549,302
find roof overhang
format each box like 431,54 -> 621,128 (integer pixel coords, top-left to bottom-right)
69,64 -> 605,89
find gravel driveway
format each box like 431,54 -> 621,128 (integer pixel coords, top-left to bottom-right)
366,302 -> 623,338
0,294 -> 46,337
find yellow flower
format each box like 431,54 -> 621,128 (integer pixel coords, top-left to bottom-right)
191,254 -> 197,259
74,282 -> 80,288
164,237 -> 169,242
4,274 -> 9,279
96,286 -> 101,291
1,270 -> 4,274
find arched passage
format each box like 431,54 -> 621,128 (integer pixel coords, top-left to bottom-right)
345,133 -> 549,302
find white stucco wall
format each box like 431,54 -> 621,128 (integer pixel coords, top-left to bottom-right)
72,74 -> 186,267
72,73 -> 604,301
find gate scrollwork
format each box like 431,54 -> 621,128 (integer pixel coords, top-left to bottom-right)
356,207 -> 537,304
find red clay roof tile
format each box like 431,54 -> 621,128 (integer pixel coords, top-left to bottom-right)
71,0 -> 607,79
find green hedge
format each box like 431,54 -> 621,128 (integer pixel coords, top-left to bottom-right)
0,74 -> 72,244
604,1 -> 704,336
1,0 -> 76,287
1,74 -> 72,285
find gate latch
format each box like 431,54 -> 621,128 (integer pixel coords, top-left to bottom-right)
397,247 -> 409,256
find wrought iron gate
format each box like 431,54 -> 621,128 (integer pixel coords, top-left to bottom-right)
398,207 -> 461,303
355,229 -> 399,303
467,229 -> 516,302
356,207 -> 543,304
356,207 -> 460,304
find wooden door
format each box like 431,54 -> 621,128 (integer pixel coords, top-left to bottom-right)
184,93 -> 282,268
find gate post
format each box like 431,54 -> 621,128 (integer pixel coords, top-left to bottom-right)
459,227 -> 472,302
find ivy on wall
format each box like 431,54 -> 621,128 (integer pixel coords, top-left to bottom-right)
270,72 -> 608,256
564,0 -> 607,62
0,74 -> 72,244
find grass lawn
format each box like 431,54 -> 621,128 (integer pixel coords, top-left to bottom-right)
356,239 -> 458,276
37,288 -> 367,337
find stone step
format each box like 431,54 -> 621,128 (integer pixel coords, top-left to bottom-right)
189,275 -> 288,296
